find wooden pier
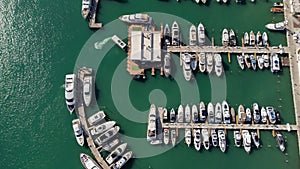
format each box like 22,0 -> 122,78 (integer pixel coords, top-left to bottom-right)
89,0 -> 102,29
281,57 -> 290,67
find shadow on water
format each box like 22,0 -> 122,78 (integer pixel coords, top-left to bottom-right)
112,0 -> 129,3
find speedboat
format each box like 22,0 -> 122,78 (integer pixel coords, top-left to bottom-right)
218,130 -> 226,153
266,106 -> 276,124
263,54 -> 270,68
260,107 -> 267,123
193,129 -> 202,151
177,105 -> 184,123
164,24 -> 171,46
238,105 -> 246,124
171,129 -> 176,147
72,119 -> 84,146
211,129 -> 218,147
214,53 -> 223,77
215,102 -> 222,124
207,102 -> 215,124
81,0 -> 91,19
245,108 -> 252,123
222,100 -> 231,124
202,129 -> 210,150
190,54 -> 197,71
163,108 -> 168,120
276,112 -> 282,124
270,53 -> 280,73
119,13 -> 152,25
182,53 -> 192,81
192,104 -> 199,123
195,0 -> 200,3
242,130 -> 251,153
164,52 -> 171,77
256,31 -> 262,46
91,121 -> 116,136
170,108 -> 176,123
163,128 -> 170,145
80,153 -> 101,169
198,52 -> 206,73
95,126 -> 120,146
244,32 -> 249,46
172,21 -> 180,46
270,7 -> 284,13
274,2 -> 284,7
83,75 -> 92,107
65,74 -> 76,114
189,25 -> 197,46
199,102 -> 207,122
147,104 -> 157,141
222,29 -> 229,46
229,29 -> 236,46
231,108 -> 236,123
206,53 -> 214,74
275,131 -> 285,152
106,143 -> 127,165
102,139 -> 120,152
237,55 -> 245,70
244,54 -> 251,69
251,131 -> 260,148
185,128 -> 192,147
198,23 -> 205,46
257,55 -> 264,70
262,32 -> 268,46
253,103 -> 260,124
185,104 -> 191,123
202,0 -> 207,4
113,151 -> 132,169
249,31 -> 255,46
233,130 -> 242,147
223,0 -> 228,3
265,21 -> 285,31
250,54 -> 257,70
88,111 -> 106,125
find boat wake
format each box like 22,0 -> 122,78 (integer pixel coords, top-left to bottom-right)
94,37 -> 111,50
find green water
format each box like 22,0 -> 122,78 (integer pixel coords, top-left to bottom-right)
0,0 -> 299,169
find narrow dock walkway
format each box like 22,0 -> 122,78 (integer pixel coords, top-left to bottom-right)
89,0 -> 102,29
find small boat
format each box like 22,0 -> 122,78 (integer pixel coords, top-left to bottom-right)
164,24 -> 171,46
202,129 -> 210,150
195,0 -> 200,3
199,102 -> 207,122
231,108 -> 236,123
83,76 -> 92,107
237,55 -> 245,70
260,107 -> 267,123
185,128 -> 192,147
218,130 -> 226,153
275,131 -> 285,152
216,0 -> 220,2
65,74 -> 76,114
119,13 -> 152,25
185,104 -> 191,123
170,108 -> 176,123
198,52 -> 206,73
91,121 -> 116,136
257,55 -> 264,70
102,139 -> 120,152
211,129 -> 218,147
147,104 -> 157,141
251,131 -> 260,149
192,104 -> 199,123
171,129 -> 176,147
182,53 -> 192,81
177,105 -> 184,123
222,29 -> 229,46
222,100 -> 231,124
207,102 -> 215,124
198,23 -> 205,46
262,32 -> 268,46
164,52 -> 171,77
150,139 -> 162,145
214,53 -> 223,77
223,0 -> 228,3
189,25 -> 197,46
270,7 -> 284,13
256,31 -> 262,46
202,0 -> 207,4
263,54 -> 270,68
80,153 -> 101,169
249,31 -> 255,46
229,29 -> 237,46
273,2 -> 284,7
88,111 -> 106,125
81,0 -> 91,19
253,103 -> 260,124
72,119 -> 84,146
190,54 -> 197,71
276,112 -> 282,124
245,108 -> 252,122
172,21 -> 180,46
206,53 -> 214,74
233,130 -> 242,147
106,143 -> 127,165
244,54 -> 251,69
238,105 -> 246,124
242,130 -> 251,153
193,129 -> 202,151
113,151 -> 132,169
266,106 -> 277,124
95,126 -> 120,146
270,53 -> 280,73
163,128 -> 170,145
265,21 -> 285,31
250,55 -> 257,70
163,108 -> 168,120
244,32 -> 249,46
215,102 -> 222,124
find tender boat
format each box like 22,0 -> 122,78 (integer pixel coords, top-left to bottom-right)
189,25 -> 197,46
231,107 -> 236,123
223,0 -> 228,3
253,103 -> 260,124
275,131 -> 285,152
65,74 -> 76,114
270,7 -> 284,13
233,130 -> 242,147
238,105 -> 246,124
164,52 -> 171,77
250,54 -> 257,70
83,76 -> 92,106
265,21 -> 285,31
163,108 -> 168,120
270,53 -> 280,73
207,102 -> 215,124
177,105 -> 184,123
249,31 -> 255,46
106,143 -> 127,165
244,54 -> 251,69
263,54 -> 270,68
244,32 -> 249,46
119,13 -> 152,25
171,129 -> 176,147
80,153 -> 101,169
256,31 -> 262,46
218,130 -> 226,153
182,53 -> 192,81
222,100 -> 231,124
88,111 -> 106,125
185,104 -> 191,123
72,119 -> 84,146
193,129 -> 202,151
251,131 -> 260,148
147,104 -> 157,141
170,108 -> 176,123
237,55 -> 245,70
260,107 -> 267,123
222,29 -> 229,46
198,52 -> 206,73
202,128 -> 210,150
211,129 -> 218,147
172,21 -> 180,46
276,112 -> 282,124
257,55 -> 264,70
214,53 -> 223,77
113,151 -> 132,169
164,24 -> 171,46
198,23 -> 205,46
192,104 -> 199,123
163,128 -> 170,145
273,2 -> 284,7
95,126 -> 120,146
215,102 -> 222,124
266,106 -> 276,124
202,0 -> 207,4
185,128 -> 192,147
229,29 -> 237,46
190,54 -> 197,71
91,121 -> 116,136
199,102 -> 207,122
245,108 -> 252,123
195,0 -> 200,3
102,139 -> 120,152
262,32 -> 268,46
206,53 -> 214,74
242,130 -> 251,153
81,0 -> 91,19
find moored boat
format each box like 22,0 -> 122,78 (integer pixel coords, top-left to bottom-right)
207,102 -> 215,124
233,130 -> 242,147
185,104 -> 191,123
199,102 -> 207,122
198,23 -> 205,46
192,104 -> 199,123
202,128 -> 210,150
229,29 -> 237,46
65,74 -> 76,114
163,108 -> 168,120
214,53 -> 223,77
189,25 -> 197,46
237,54 -> 245,70
211,129 -> 218,147
95,126 -> 120,146
265,21 -> 285,31
256,31 -> 262,46
113,151 -> 133,169
270,53 -> 280,73
83,75 -> 92,107
81,0 -> 91,19
275,131 -> 285,152
250,54 -> 257,70
215,102 -> 222,124
163,128 -> 170,145
185,128 -> 192,147
80,153 -> 101,169
218,130 -> 226,153
172,21 -> 180,46
263,54 -> 270,68
260,107 -> 267,123
206,53 -> 214,74
231,107 -> 236,123
164,52 -> 171,77
72,119 -> 84,146
193,129 -> 202,151
177,105 -> 184,123
242,130 -> 251,153
102,139 -> 120,152
106,143 -> 127,165
257,55 -> 264,70
147,104 -> 157,141
266,106 -> 276,124
222,29 -> 229,46
171,129 -> 176,147
91,121 -> 116,136
119,13 -> 152,25
182,53 -> 192,81
244,32 -> 249,46
190,54 -> 197,71
198,52 -> 206,73
251,131 -> 260,148
88,111 -> 106,125
253,103 -> 260,124
238,105 -> 246,124
244,54 -> 251,69
273,2 -> 284,7
170,108 -> 176,123
246,108 -> 252,123
163,24 -> 171,46
262,32 -> 268,46
249,31 -> 255,46
222,100 -> 231,124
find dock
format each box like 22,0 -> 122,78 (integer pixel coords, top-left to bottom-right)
89,0 -> 102,29
281,57 -> 290,67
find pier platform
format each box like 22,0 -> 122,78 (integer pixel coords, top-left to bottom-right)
89,0 -> 102,29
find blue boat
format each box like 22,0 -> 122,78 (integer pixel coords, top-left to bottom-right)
250,55 -> 257,70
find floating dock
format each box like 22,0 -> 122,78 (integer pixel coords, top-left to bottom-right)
89,0 -> 102,29
111,35 -> 127,50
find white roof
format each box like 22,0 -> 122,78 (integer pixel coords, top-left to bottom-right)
152,32 -> 161,61
130,31 -> 142,60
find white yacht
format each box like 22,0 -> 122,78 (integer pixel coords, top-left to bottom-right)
211,129 -> 218,147
222,100 -> 231,124
185,128 -> 192,147
113,151 -> 132,169
177,105 -> 184,123
238,105 -> 246,124
222,29 -> 229,46
270,53 -> 280,73
250,54 -> 257,70
229,29 -> 236,46
265,21 -> 285,31
244,32 -> 249,46
88,111 -> 106,125
244,54 -> 251,69
207,102 -> 214,124
164,52 -> 171,77
214,53 -> 223,77
190,54 -> 197,71
106,143 -> 127,165
260,107 -> 267,123
102,139 -> 120,152
171,129 -> 176,147
172,21 -> 180,46
72,119 -> 84,146
214,102 -> 222,124
202,128 -> 210,150
246,108 -> 252,122
182,53 -> 192,81
170,108 -> 176,123
251,131 -> 260,148
253,103 -> 260,124
81,0 -> 91,19
233,130 -> 242,147
83,75 -> 92,107
256,31 -> 262,46
192,104 -> 199,123
65,74 -> 76,114
198,52 -> 206,73
237,55 -> 245,70
198,23 -> 205,46
163,108 -> 168,120
189,25 -> 197,46
257,55 -> 264,70
163,128 -> 170,145
206,53 -> 213,74
147,104 -> 157,141
263,54 -> 270,68
199,102 -> 207,122
95,126 -> 120,146
80,153 -> 101,169
119,13 -> 152,25
185,104 -> 191,123
193,129 -> 202,151
242,130 -> 251,153
218,130 -> 226,153
90,121 -> 116,136
275,131 -> 285,152
262,32 -> 268,46
249,31 -> 255,46
164,24 -> 171,46
266,106 -> 276,124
